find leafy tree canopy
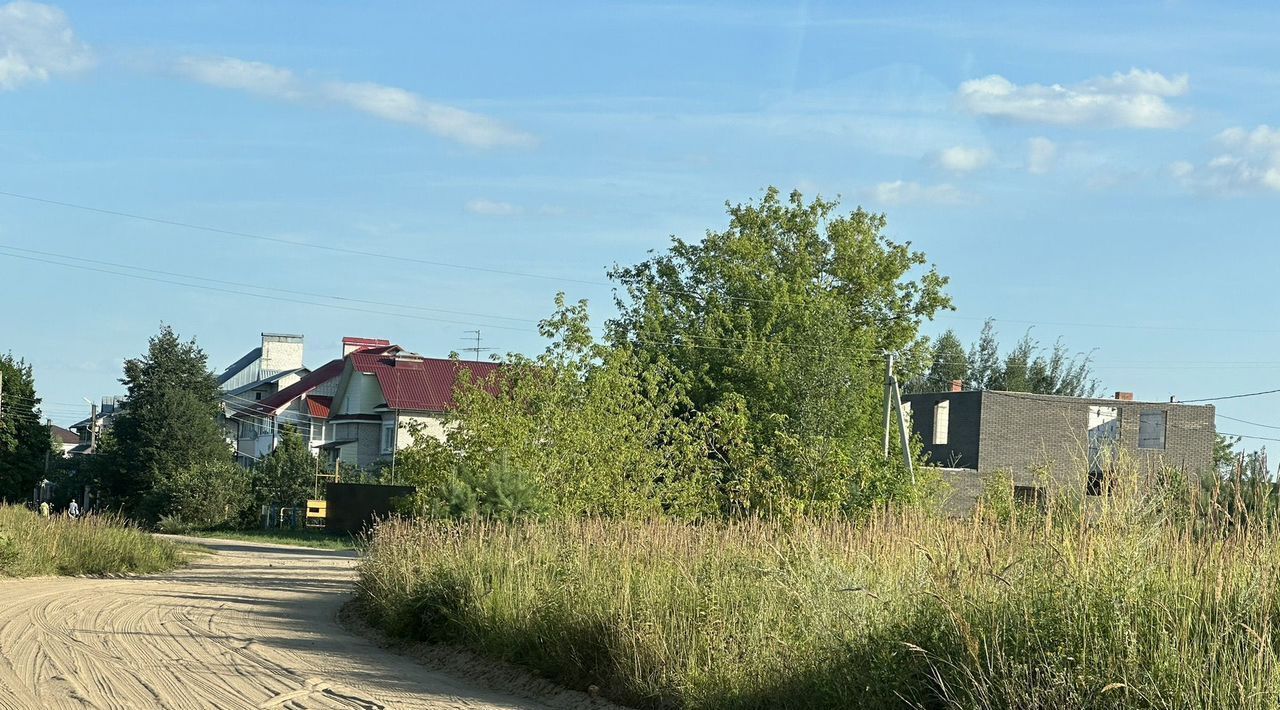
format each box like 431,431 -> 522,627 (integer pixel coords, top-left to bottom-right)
0,354 -> 53,501
98,325 -> 230,520
252,425 -> 317,508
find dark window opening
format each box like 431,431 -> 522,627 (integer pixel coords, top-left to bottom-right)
1013,485 -> 1045,508
1087,470 -> 1108,496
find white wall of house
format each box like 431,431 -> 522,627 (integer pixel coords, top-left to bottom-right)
339,373 -> 383,416
385,412 -> 450,449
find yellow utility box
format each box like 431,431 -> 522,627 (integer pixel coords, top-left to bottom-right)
305,499 -> 327,528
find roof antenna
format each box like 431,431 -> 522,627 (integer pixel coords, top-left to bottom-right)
461,329 -> 494,362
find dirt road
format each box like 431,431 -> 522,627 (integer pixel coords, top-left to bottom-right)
0,537 -> 605,709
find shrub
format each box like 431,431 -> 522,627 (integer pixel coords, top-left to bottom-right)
152,459 -> 253,530
0,505 -> 186,576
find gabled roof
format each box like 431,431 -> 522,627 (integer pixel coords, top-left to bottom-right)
49,424 -> 79,445
306,395 -> 333,418
349,350 -> 502,412
223,367 -> 308,398
231,358 -> 346,418
217,347 -> 262,385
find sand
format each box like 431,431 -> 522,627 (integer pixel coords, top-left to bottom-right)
0,536 -> 613,709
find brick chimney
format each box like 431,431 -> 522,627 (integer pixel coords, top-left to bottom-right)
950,380 -> 964,392
1114,391 -> 1134,401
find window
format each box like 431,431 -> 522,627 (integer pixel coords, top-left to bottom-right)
254,392 -> 262,401
933,400 -> 950,445
381,421 -> 395,453
1087,406 -> 1119,495
1014,486 -> 1045,509
1138,411 -> 1167,450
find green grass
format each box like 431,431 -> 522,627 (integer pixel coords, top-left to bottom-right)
185,527 -> 357,551
0,505 -> 190,577
356,498 -> 1280,710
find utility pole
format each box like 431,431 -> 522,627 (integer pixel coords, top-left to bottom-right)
88,402 -> 98,454
461,329 -> 493,362
881,352 -> 914,482
44,418 -> 52,475
882,352 -> 894,458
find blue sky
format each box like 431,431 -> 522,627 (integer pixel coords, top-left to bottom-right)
3,2 -> 1280,441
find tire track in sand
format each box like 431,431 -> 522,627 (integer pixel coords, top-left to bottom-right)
0,537 -> 613,709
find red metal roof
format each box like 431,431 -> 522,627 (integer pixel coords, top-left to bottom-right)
306,395 -> 332,418
239,358 -> 346,417
342,336 -> 391,350
349,351 -> 502,412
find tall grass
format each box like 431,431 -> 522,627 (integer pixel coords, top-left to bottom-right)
0,505 -> 187,576
356,486 -> 1280,709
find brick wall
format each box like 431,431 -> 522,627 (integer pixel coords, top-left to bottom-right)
901,391 -> 983,469
977,391 -> 1216,493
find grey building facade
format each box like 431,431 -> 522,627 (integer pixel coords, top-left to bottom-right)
900,389 -> 1217,513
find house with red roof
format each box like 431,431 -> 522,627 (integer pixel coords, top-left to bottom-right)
222,336 -> 390,465
324,343 -> 501,468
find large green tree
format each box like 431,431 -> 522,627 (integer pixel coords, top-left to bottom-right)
98,326 -> 230,520
252,425 -> 317,508
908,330 -> 968,393
0,355 -> 53,501
971,320 -> 1098,397
607,187 -> 950,513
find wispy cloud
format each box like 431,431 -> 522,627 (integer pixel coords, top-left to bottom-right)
0,1 -> 93,90
934,145 -> 992,172
1027,137 -> 1057,174
866,180 -> 966,206
1173,125 -> 1280,194
465,198 -> 522,216
175,56 -> 300,98
958,68 -> 1189,129
177,55 -> 535,149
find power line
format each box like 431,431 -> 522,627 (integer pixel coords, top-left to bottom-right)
9,189 -> 1280,337
1180,388 -> 1280,404
0,244 -> 540,325
1216,414 -> 1280,431
0,190 -> 851,310
0,250 -> 536,333
1221,431 -> 1280,443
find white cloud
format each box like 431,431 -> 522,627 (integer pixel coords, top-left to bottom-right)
866,180 -> 966,206
1174,125 -> 1280,194
465,198 -> 522,216
957,68 -> 1189,129
178,55 -> 534,149
934,145 -> 991,172
1168,160 -> 1194,179
1027,137 -> 1057,174
0,1 -> 93,90
320,82 -> 534,148
175,56 -> 300,98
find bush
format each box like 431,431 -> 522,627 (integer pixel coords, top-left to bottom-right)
152,459 -> 253,530
0,505 -> 186,576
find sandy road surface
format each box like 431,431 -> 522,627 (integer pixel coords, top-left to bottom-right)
0,537 -> 603,710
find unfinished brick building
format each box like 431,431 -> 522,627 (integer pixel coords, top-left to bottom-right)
901,386 -> 1217,514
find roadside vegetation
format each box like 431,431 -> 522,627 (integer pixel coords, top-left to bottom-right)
352,191 -> 1263,708
357,469 -> 1280,710
182,527 -> 356,551
0,505 -> 188,577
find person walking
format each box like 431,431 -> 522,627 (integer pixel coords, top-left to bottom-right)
39,500 -> 50,517
68,500 -> 80,519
